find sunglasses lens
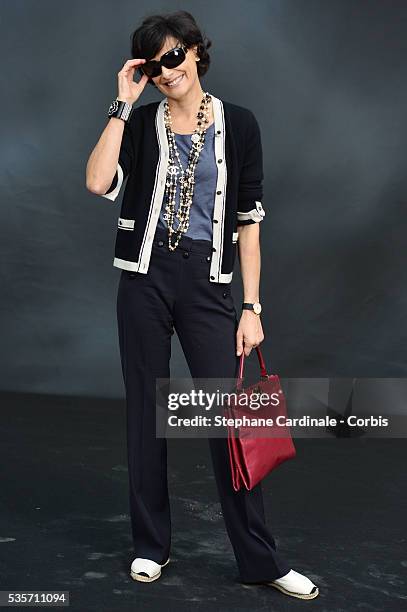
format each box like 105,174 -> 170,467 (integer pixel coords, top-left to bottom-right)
163,47 -> 186,69
141,62 -> 160,78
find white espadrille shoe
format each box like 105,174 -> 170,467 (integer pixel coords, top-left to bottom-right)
267,569 -> 319,599
130,557 -> 170,583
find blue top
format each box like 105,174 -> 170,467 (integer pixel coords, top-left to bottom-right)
157,123 -> 217,241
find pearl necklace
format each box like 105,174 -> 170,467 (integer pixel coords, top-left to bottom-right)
163,91 -> 212,251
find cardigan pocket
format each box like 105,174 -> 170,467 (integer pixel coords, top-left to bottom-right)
118,217 -> 135,231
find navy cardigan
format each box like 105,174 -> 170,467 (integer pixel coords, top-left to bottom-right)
99,92 -> 265,284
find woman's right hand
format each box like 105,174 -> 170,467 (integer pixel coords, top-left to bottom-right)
117,59 -> 149,105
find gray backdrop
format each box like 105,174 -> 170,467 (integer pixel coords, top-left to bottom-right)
1,0 -> 406,397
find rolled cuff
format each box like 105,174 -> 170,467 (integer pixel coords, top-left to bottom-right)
237,200 -> 266,225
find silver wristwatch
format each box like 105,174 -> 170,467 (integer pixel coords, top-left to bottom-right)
107,98 -> 133,122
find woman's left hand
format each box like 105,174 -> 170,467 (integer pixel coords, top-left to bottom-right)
236,311 -> 264,356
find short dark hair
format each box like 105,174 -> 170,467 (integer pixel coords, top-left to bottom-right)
130,10 -> 212,86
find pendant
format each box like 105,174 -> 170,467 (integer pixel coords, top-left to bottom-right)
167,165 -> 179,176
191,133 -> 201,144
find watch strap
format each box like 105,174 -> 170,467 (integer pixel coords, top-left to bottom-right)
242,302 -> 262,315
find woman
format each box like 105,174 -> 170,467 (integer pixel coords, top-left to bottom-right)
86,10 -> 319,601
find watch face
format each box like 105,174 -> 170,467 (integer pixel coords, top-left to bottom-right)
108,99 -> 119,116
253,302 -> 262,315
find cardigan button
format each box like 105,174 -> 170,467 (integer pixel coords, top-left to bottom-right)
213,219 -> 218,223
216,190 -> 222,195
217,159 -> 223,163
212,247 -> 216,252
210,275 -> 215,280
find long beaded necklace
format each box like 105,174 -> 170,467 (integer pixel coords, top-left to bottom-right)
163,91 -> 212,251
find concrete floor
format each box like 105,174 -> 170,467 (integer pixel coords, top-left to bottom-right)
0,391 -> 406,611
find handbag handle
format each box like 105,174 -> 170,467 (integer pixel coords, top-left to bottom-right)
236,346 -> 269,391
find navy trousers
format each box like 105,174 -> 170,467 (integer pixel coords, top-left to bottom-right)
116,224 -> 291,583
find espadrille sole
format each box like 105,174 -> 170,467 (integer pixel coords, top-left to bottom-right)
130,557 -> 170,583
267,582 -> 319,599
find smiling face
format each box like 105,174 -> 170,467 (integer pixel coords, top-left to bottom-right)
150,36 -> 200,98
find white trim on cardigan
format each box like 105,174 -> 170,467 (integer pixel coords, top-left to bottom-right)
101,163 -> 124,202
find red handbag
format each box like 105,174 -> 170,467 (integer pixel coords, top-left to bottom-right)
225,346 -> 296,492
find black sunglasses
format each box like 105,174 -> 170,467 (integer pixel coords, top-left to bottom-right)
140,45 -> 189,78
